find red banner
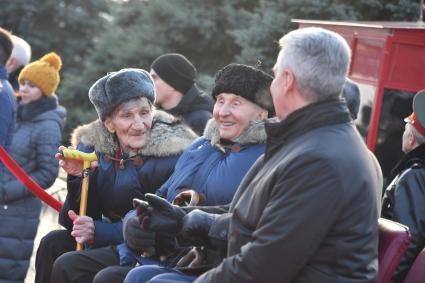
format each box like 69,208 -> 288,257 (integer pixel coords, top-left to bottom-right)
0,146 -> 62,212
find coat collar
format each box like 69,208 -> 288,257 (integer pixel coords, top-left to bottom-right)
203,118 -> 267,148
166,85 -> 213,116
17,95 -> 59,122
391,143 -> 425,177
71,110 -> 197,157
264,98 -> 352,160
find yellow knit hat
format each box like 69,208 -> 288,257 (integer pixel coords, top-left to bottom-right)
18,52 -> 62,96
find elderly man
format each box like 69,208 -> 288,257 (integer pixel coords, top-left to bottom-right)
133,27 -> 383,283
381,90 -> 425,283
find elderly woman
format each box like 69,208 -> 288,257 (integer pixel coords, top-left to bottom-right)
0,52 -> 65,282
35,68 -> 196,283
120,63 -> 274,283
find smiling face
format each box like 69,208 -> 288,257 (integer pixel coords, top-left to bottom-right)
104,97 -> 153,151
213,93 -> 267,141
19,80 -> 44,104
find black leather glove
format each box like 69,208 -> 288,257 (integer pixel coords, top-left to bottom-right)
133,194 -> 187,235
122,210 -> 155,255
180,209 -> 219,246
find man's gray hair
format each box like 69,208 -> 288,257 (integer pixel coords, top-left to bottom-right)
11,35 -> 31,66
278,27 -> 351,102
407,123 -> 425,145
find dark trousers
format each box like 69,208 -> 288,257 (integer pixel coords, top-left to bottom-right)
35,229 -> 75,283
36,229 -> 131,283
51,244 -> 131,283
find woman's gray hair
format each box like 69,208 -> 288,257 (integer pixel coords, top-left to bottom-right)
407,123 -> 425,145
278,27 -> 351,102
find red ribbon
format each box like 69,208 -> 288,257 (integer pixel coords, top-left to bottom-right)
0,146 -> 62,212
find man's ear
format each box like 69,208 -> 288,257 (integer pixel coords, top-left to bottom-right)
409,131 -> 418,148
283,69 -> 296,93
103,117 -> 115,134
6,57 -> 18,72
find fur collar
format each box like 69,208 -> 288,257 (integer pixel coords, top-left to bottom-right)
203,118 -> 267,146
71,110 -> 197,157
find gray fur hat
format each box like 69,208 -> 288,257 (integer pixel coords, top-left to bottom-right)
89,68 -> 155,120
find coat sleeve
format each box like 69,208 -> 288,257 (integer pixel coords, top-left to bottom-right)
390,168 -> 425,282
195,157 -> 344,283
2,120 -> 61,202
92,221 -> 124,247
0,88 -> 15,147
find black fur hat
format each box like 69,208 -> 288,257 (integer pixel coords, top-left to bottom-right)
211,64 -> 274,114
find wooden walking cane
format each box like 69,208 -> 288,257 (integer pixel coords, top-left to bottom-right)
60,149 -> 98,251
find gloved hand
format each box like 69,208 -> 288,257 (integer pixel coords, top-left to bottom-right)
180,209 -> 219,246
122,210 -> 155,256
133,194 -> 187,235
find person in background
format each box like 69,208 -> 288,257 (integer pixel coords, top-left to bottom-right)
130,27 -> 382,283
342,78 -> 360,120
0,27 -> 16,149
381,89 -> 425,283
35,68 -> 196,283
150,53 -> 214,135
0,52 -> 65,283
6,35 -> 31,92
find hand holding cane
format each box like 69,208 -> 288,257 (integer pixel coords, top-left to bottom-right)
60,149 -> 97,251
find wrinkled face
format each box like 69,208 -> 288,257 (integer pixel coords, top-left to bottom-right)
19,80 -> 43,104
270,52 -> 286,119
213,93 -> 267,141
104,97 -> 153,151
150,69 -> 174,107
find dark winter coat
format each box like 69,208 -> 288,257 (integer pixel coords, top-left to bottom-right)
165,85 -> 213,135
381,143 -> 425,283
59,110 -> 196,247
0,65 -> 16,149
157,119 -> 267,205
0,95 -> 65,283
197,99 -> 382,283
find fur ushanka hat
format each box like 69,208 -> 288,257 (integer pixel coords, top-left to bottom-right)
88,68 -> 155,121
211,63 -> 274,115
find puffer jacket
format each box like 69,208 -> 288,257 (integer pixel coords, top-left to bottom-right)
59,110 -> 197,247
382,143 -> 425,283
198,99 -> 382,283
157,118 -> 267,205
0,65 -> 16,149
0,94 -> 65,283
165,85 -> 213,135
